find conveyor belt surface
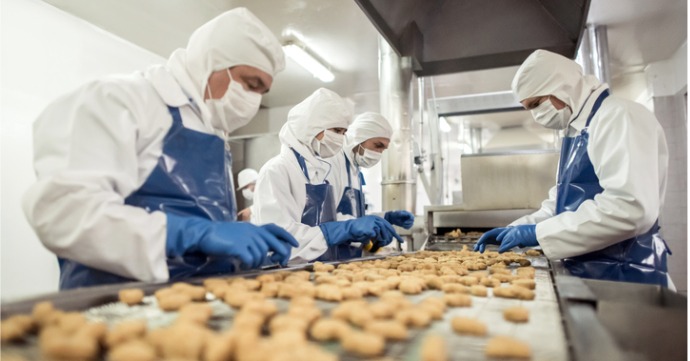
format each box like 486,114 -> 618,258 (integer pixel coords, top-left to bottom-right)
1,250 -> 567,361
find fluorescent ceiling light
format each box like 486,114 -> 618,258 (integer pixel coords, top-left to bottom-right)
283,43 -> 335,83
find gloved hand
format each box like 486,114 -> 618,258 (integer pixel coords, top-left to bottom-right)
497,224 -> 538,253
384,210 -> 415,229
473,227 -> 511,253
166,214 -> 299,268
319,215 -> 403,248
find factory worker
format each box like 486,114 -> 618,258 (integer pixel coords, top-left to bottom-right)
328,112 -> 415,230
474,49 -> 671,287
236,168 -> 258,221
253,88 -> 403,262
22,8 -> 299,290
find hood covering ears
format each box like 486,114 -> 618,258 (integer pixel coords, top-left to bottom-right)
166,7 -> 285,126
279,88 -> 353,158
511,49 -> 601,119
344,112 -> 393,156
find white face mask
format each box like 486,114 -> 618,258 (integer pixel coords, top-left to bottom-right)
242,188 -> 254,201
311,130 -> 345,158
530,98 -> 573,130
354,145 -> 383,168
205,70 -> 262,133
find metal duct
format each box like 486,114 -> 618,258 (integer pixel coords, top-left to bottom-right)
379,36 -> 417,213
588,25 -> 612,85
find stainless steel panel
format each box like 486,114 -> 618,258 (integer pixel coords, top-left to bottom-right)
461,151 -> 559,210
427,207 -> 537,231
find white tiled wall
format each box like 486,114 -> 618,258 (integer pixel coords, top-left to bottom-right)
654,91 -> 688,293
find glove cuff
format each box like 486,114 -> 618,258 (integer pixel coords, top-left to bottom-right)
165,213 -> 211,257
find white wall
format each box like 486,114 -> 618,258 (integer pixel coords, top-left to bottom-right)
646,42 -> 688,293
1,0 -> 165,301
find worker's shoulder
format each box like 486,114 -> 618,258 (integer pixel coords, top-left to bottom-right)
56,67 -> 158,108
601,96 -> 654,117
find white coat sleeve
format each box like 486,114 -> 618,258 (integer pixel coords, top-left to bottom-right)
509,185 -> 558,226
22,81 -> 169,282
252,160 -> 328,262
536,102 -> 666,259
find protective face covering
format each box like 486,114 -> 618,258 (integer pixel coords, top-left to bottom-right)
312,130 -> 345,158
242,188 -> 254,201
354,145 -> 382,168
205,70 -> 262,133
531,98 -> 573,130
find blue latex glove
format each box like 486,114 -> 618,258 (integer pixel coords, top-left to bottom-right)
473,227 -> 511,253
384,210 -> 415,229
319,215 -> 403,247
497,224 -> 538,253
166,214 -> 299,268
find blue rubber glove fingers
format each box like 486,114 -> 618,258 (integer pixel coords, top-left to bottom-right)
498,224 -> 538,253
202,222 -> 272,268
380,218 -> 404,245
473,227 -> 509,253
384,210 -> 415,229
259,223 -> 299,266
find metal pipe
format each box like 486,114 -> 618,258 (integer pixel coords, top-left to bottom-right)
427,78 -> 444,205
588,25 -> 611,85
378,36 -> 416,213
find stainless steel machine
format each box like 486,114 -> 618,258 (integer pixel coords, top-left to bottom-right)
422,150 -> 559,251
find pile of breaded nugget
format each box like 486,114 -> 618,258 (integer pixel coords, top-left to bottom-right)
1,247 -> 540,361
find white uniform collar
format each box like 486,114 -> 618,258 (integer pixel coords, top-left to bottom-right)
564,84 -> 609,136
145,65 -> 194,108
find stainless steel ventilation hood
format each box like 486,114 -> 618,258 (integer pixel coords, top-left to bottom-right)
354,0 -> 591,76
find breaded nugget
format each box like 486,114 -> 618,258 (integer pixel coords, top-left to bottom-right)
485,335 -> 531,359
503,306 -> 530,323
420,333 -> 448,361
451,316 -> 487,336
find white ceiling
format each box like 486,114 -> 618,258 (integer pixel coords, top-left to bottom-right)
43,0 -> 687,114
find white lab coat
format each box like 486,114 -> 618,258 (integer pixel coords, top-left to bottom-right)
251,88 -> 353,262
22,65 -> 213,282
510,86 -> 669,260
252,144 -> 333,262
328,150 -> 361,222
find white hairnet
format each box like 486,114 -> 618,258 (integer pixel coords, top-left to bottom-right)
512,49 -> 601,117
279,88 -> 353,152
167,7 -> 285,123
344,112 -> 393,154
237,168 -> 259,190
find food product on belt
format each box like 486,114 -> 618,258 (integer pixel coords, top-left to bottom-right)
420,333 -> 448,361
444,293 -> 473,307
470,285 -> 488,297
1,315 -> 34,342
480,277 -> 502,288
525,249 -> 542,257
503,306 -> 530,323
364,320 -> 409,340
395,308 -> 432,328
341,331 -> 386,357
177,302 -> 214,325
512,279 -> 536,290
310,318 -> 350,341
313,261 -> 336,273
118,288 -> 145,306
107,339 -> 156,361
485,335 -> 531,359
451,316 -> 487,336
105,319 -> 147,348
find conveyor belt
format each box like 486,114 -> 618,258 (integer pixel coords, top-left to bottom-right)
1,251 -> 568,361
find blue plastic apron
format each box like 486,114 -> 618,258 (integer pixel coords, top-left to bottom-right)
291,149 -> 361,261
556,90 -> 670,286
335,153 -> 366,218
58,106 -> 239,289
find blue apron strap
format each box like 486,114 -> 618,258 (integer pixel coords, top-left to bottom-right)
290,148 -> 310,182
343,153 -> 353,188
166,106 -> 184,127
358,172 -> 366,188
584,89 -> 610,128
